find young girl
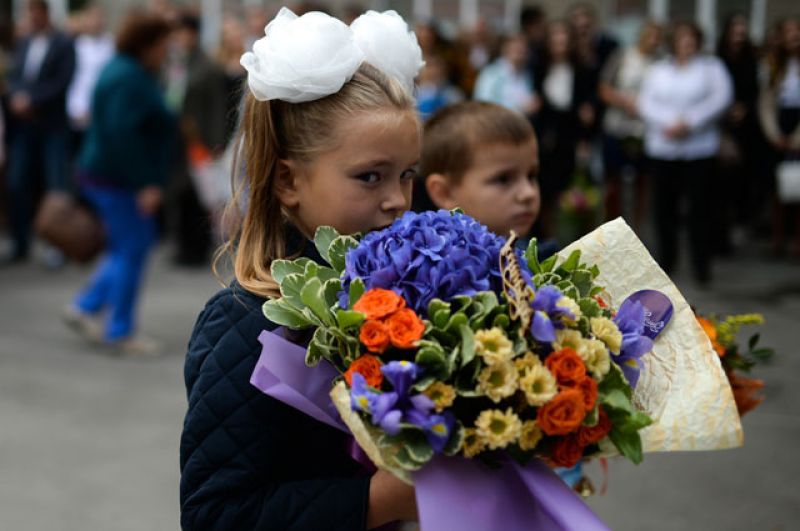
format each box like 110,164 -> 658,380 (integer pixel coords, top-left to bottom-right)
179,9 -> 423,530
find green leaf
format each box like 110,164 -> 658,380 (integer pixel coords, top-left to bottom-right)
608,427 -> 644,464
279,273 -> 306,308
558,250 -> 581,273
525,238 -> 541,274
571,270 -> 593,297
394,447 -> 425,470
601,388 -> 634,413
582,406 -> 599,427
589,265 -> 600,278
540,255 -> 557,273
323,278 -> 342,308
492,314 -> 510,329
262,299 -> 312,329
444,312 -> 469,334
328,236 -> 359,274
416,347 -> 449,380
579,297 -> 601,318
306,329 -> 327,366
455,359 -> 481,396
336,309 -> 365,330
443,422 -> 465,456
404,430 -> 434,463
747,333 -> 760,351
599,364 -> 632,399
348,278 -> 365,308
313,226 -> 340,265
428,299 -> 451,319
270,258 -> 309,285
460,325 -> 476,368
300,277 -> 333,326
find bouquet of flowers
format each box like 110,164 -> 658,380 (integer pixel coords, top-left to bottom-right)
251,212 -> 742,530
264,211 -> 660,475
696,313 -> 774,415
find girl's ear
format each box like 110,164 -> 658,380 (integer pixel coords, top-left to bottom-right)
274,159 -> 301,208
425,173 -> 459,210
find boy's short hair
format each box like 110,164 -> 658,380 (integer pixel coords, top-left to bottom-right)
421,101 -> 536,183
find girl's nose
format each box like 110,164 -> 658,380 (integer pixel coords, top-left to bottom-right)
382,179 -> 411,214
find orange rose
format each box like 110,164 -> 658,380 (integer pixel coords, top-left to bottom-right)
386,308 -> 426,349
359,320 -> 390,353
549,434 -> 585,468
344,354 -> 384,388
545,348 -> 587,387
353,288 -> 405,320
578,407 -> 612,446
536,389 -> 586,436
575,376 -> 598,411
697,316 -> 726,356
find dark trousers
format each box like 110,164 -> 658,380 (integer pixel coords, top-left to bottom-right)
651,157 -> 715,283
7,124 -> 69,257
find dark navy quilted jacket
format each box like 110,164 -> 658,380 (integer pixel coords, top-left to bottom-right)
180,276 -> 371,530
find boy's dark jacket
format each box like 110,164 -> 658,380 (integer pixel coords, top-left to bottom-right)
180,232 -> 370,530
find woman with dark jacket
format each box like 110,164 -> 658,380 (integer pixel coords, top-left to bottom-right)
532,20 -> 597,238
716,12 -> 764,250
63,14 -> 176,354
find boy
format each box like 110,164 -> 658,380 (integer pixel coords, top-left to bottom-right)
419,101 -> 541,239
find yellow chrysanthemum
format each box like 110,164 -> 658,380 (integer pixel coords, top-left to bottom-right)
475,327 -> 515,365
553,328 -> 583,352
478,361 -> 518,403
475,408 -> 523,450
581,338 -> 611,377
518,364 -> 558,406
519,420 -> 544,451
514,351 -> 542,377
462,428 -> 486,458
591,317 -> 622,353
423,381 -> 457,412
556,296 -> 582,325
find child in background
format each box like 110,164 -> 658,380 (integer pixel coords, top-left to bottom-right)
180,9 -> 423,530
420,101 -> 541,240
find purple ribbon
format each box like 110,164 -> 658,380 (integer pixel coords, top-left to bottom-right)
251,329 -> 610,531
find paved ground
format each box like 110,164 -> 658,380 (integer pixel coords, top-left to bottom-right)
0,241 -> 798,530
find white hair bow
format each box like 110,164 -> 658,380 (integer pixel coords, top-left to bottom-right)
240,8 -> 424,103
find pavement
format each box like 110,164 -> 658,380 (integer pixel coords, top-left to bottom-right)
0,241 -> 798,531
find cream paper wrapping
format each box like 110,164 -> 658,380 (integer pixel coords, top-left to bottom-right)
559,218 -> 743,452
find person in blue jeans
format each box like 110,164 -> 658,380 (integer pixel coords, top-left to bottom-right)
63,13 -> 176,354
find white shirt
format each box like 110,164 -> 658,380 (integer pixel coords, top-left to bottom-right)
543,63 -> 573,111
639,55 -> 733,160
23,34 -> 50,81
67,33 -> 115,125
779,58 -> 800,109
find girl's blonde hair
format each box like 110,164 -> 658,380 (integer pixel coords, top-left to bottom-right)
216,63 -> 416,298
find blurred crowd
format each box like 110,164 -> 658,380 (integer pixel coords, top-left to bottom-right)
1,0 -> 800,278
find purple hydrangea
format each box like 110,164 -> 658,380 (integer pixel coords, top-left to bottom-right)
340,210 -> 508,316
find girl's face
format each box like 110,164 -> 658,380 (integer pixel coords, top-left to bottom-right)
279,110 -> 420,237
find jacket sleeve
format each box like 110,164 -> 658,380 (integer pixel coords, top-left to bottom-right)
683,59 -> 733,132
180,295 -> 371,531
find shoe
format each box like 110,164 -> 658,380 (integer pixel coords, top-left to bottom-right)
108,335 -> 161,357
62,305 -> 103,343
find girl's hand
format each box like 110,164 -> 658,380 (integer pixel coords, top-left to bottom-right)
367,469 -> 418,529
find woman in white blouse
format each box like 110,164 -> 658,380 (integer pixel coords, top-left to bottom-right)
639,21 -> 732,285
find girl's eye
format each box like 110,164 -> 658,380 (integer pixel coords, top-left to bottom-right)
527,171 -> 539,183
356,172 -> 381,184
400,168 -> 418,181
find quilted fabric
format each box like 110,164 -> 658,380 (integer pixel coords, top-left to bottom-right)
180,280 -> 370,530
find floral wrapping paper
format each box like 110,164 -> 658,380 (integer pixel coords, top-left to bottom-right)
559,218 -> 743,453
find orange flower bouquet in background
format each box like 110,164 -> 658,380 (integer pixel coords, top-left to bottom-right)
696,313 -> 775,415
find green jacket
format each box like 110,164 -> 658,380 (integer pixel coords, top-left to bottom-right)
80,54 -> 176,189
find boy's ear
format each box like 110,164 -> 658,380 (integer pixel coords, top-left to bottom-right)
274,159 -> 300,208
425,173 -> 459,210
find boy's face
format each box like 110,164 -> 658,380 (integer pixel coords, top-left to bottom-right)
428,138 -> 540,237
279,110 -> 420,237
